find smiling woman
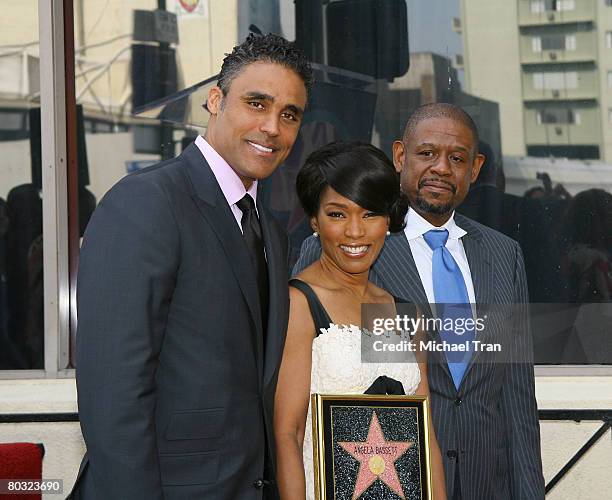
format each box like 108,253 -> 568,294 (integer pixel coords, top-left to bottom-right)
293,141 -> 408,282
295,142 -> 406,275
274,141 -> 448,500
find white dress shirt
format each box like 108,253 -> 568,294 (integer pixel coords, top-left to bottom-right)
194,135 -> 258,233
403,207 -> 476,304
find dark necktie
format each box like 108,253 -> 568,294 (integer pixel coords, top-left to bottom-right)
236,194 -> 269,333
423,229 -> 474,389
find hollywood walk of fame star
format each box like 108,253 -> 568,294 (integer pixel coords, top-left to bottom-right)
338,412 -> 413,499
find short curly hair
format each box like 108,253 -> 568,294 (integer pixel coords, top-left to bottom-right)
296,142 -> 408,233
217,33 -> 313,98
403,103 -> 479,154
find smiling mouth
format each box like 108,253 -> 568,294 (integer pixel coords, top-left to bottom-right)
247,140 -> 275,154
339,244 -> 369,256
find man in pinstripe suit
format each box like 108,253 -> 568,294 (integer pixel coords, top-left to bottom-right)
293,103 -> 545,499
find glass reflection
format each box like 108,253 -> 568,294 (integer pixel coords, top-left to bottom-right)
65,0 -> 612,364
0,1 -> 42,369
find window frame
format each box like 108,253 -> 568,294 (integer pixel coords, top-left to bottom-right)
0,0 -> 72,379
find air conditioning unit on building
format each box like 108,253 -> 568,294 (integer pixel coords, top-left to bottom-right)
0,54 -> 40,98
555,126 -> 562,136
552,89 -> 560,98
549,52 -> 557,60
452,17 -> 461,33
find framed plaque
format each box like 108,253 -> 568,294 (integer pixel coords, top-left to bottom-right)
311,394 -> 432,500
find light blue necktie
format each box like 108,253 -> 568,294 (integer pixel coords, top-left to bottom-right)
423,229 -> 474,389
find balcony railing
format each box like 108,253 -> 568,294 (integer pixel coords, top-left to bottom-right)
519,33 -> 597,64
524,106 -> 601,145
518,1 -> 595,27
522,70 -> 599,101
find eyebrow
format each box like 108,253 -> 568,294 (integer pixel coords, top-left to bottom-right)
417,142 -> 470,154
242,91 -> 304,116
323,201 -> 349,209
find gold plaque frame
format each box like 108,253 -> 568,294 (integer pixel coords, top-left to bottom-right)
311,394 -> 432,500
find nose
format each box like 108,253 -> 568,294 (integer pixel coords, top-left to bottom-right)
345,216 -> 366,239
260,113 -> 280,137
430,155 -> 452,176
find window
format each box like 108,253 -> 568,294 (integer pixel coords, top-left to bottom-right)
533,35 -> 576,52
4,0 -> 612,379
537,108 -> 580,124
541,34 -> 568,50
555,0 -> 575,11
532,0 -> 576,12
533,71 -> 578,90
0,2 -> 43,371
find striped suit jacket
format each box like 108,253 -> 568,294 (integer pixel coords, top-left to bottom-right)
293,213 -> 545,500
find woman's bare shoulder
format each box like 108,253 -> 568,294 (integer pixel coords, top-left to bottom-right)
288,281 -> 317,341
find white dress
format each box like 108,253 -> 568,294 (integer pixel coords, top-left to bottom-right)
302,323 -> 421,500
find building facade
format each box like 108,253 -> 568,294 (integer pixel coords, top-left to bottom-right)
461,0 -> 612,162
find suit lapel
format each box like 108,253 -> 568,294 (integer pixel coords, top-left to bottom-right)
376,232 -> 429,310
259,203 -> 289,386
455,214 -> 494,387
458,215 -> 494,307
181,144 -> 264,380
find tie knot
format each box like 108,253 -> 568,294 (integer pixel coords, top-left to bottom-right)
423,229 -> 449,250
236,194 -> 256,212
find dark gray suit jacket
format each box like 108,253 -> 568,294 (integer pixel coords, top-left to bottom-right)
294,213 -> 545,500
72,143 -> 289,499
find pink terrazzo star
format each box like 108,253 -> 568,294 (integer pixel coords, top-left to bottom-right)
338,412 -> 413,499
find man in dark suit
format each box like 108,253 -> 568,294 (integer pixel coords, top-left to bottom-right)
295,103 -> 545,499
71,34 -> 312,500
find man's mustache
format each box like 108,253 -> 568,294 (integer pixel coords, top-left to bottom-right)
418,178 -> 457,194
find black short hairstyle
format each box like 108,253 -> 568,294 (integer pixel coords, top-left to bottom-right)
403,103 -> 479,154
296,142 -> 408,233
217,33 -> 313,97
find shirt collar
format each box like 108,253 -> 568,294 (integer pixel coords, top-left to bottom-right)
404,207 -> 466,241
195,135 -> 258,207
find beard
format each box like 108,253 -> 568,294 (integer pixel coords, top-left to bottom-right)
414,194 -> 454,215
